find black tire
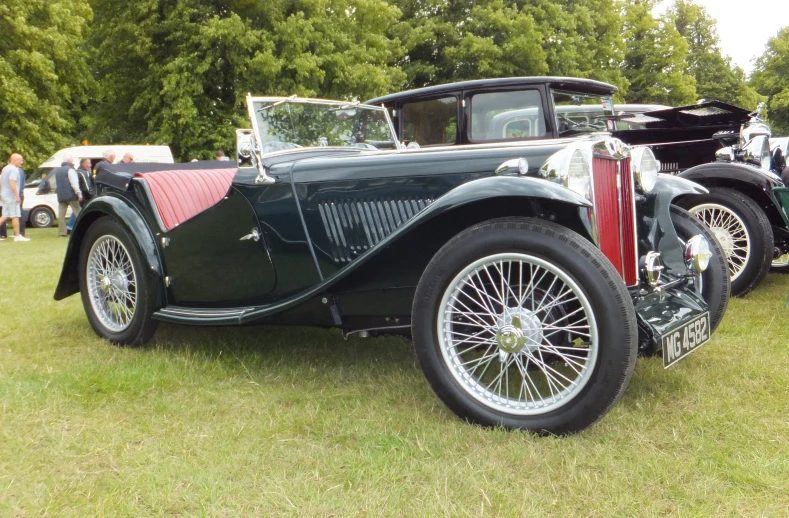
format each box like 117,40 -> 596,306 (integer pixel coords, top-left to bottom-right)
78,217 -> 158,346
677,187 -> 772,297
669,206 -> 730,333
29,207 -> 55,228
412,217 -> 638,435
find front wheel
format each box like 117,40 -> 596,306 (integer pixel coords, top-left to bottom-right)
29,207 -> 54,228
78,217 -> 158,345
679,187 -> 772,297
412,218 -> 637,435
670,205 -> 730,332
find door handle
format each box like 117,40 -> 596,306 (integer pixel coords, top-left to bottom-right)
239,228 -> 260,242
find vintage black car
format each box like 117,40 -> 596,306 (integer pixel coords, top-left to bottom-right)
55,93 -> 729,435
368,78 -> 789,296
617,103 -> 789,295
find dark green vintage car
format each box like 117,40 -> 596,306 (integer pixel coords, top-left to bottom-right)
55,93 -> 730,435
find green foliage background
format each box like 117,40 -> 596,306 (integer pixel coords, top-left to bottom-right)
0,0 -> 784,167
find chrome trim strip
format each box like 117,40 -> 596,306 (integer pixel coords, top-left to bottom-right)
158,307 -> 252,317
616,160 -> 626,276
628,158 -> 639,284
290,174 -> 324,281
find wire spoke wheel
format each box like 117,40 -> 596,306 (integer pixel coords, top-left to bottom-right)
86,235 -> 137,333
689,203 -> 750,281
437,253 -> 598,415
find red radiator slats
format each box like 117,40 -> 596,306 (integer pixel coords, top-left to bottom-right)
592,157 -> 638,286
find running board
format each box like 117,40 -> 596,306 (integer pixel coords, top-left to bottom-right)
153,305 -> 256,325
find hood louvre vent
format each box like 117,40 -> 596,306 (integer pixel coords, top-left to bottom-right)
318,198 -> 433,263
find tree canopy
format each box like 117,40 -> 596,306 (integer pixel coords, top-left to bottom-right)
0,0 -> 93,168
669,0 -> 762,109
0,0 -> 785,166
751,27 -> 789,135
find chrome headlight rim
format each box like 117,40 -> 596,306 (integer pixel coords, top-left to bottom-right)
630,146 -> 659,193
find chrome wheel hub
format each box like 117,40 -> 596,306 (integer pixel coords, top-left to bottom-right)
711,227 -> 733,255
87,235 -> 137,333
496,307 -> 543,355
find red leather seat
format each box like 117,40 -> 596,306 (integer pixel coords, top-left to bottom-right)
136,168 -> 236,231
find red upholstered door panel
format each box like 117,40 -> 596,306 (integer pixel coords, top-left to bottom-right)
136,168 -> 236,231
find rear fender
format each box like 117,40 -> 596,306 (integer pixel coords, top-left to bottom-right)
54,194 -> 164,301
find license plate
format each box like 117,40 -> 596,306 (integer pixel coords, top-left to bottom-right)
662,312 -> 710,369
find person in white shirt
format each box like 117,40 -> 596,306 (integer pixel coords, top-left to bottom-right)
0,153 -> 30,242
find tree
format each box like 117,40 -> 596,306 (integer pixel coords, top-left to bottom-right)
391,0 -> 548,89
523,0 -> 628,95
0,0 -> 93,169
751,27 -> 789,135
621,0 -> 697,106
86,0 -> 406,161
391,0 -> 627,94
669,0 -> 762,109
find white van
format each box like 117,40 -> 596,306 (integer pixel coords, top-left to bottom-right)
23,145 -> 174,228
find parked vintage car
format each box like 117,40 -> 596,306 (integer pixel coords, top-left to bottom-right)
368,79 -> 789,296
55,92 -> 730,435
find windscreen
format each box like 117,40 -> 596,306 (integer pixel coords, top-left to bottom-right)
252,100 -> 398,154
551,90 -> 615,136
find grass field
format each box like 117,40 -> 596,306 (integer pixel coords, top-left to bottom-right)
1,228 -> 788,516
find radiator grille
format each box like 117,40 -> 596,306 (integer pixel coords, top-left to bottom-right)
318,198 -> 434,262
592,157 -> 638,285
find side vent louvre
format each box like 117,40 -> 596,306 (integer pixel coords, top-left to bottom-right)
318,198 -> 434,263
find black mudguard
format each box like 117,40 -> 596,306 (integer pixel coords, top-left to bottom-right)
54,194 -> 164,302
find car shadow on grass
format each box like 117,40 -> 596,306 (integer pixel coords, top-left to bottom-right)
147,322 -> 419,378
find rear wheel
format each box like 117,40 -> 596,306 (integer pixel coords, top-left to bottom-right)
29,207 -> 54,228
670,205 -> 730,332
680,187 -> 772,297
78,217 -> 158,345
412,218 -> 637,435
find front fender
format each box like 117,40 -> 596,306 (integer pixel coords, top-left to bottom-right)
54,194 -> 164,301
240,176 -> 596,323
640,174 -> 708,275
679,161 -> 782,190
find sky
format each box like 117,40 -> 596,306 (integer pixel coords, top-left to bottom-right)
654,0 -> 789,76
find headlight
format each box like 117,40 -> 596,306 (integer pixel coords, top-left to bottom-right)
567,150 -> 592,201
684,235 -> 711,273
630,147 -> 658,192
742,135 -> 771,170
540,147 -> 593,202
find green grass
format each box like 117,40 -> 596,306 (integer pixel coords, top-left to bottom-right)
1,228 -> 788,516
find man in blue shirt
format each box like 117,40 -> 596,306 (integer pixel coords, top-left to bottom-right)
0,153 -> 29,242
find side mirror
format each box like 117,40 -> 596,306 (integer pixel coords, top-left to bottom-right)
236,129 -> 255,167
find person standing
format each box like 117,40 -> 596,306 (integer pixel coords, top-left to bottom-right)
0,165 -> 26,238
0,153 -> 30,242
120,152 -> 134,163
54,154 -> 83,237
216,150 -> 230,161
95,149 -> 116,175
66,158 -> 95,233
76,157 -> 95,200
